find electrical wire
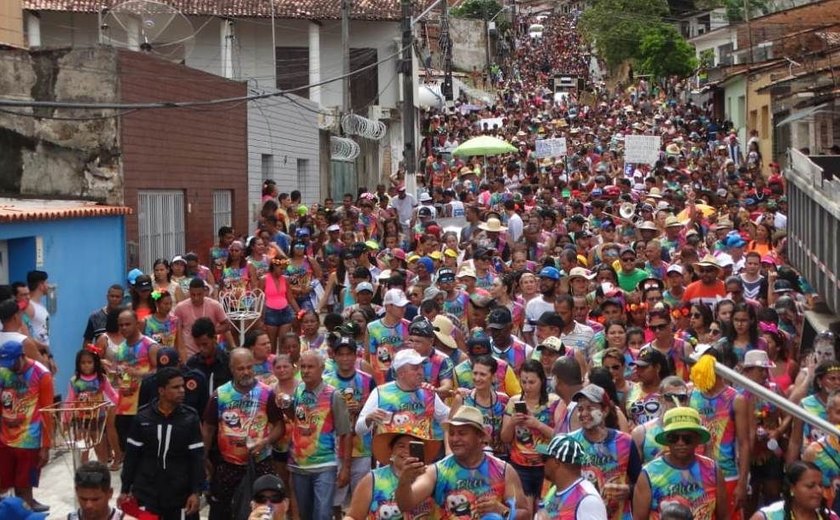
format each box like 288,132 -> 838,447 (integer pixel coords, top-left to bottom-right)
0,43 -> 405,110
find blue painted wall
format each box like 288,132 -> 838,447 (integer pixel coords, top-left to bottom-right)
1,216 -> 126,393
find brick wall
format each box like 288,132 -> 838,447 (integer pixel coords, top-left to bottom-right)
118,50 -> 247,266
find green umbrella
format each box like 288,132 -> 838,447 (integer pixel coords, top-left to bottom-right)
451,135 -> 517,157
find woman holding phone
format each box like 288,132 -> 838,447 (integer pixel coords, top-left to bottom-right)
500,360 -> 559,510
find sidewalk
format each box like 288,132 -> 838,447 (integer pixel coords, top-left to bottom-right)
37,449 -> 210,519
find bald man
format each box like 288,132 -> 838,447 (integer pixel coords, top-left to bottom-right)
286,350 -> 352,520
202,348 -> 285,520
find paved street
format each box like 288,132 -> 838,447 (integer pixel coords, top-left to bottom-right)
38,449 -> 210,519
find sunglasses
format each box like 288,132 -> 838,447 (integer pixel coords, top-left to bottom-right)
699,267 -> 718,273
75,471 -> 108,486
665,432 -> 698,444
709,328 -> 721,335
663,393 -> 689,403
690,312 -> 703,318
621,257 -> 636,262
254,493 -> 286,504
649,323 -> 670,332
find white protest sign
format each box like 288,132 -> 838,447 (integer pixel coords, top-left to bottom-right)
624,135 -> 661,165
534,137 -> 567,158
477,117 -> 505,129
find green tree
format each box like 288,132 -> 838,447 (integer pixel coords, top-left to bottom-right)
580,0 -> 670,70
636,23 -> 698,79
450,0 -> 502,19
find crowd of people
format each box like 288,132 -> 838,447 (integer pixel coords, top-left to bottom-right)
0,8 -> 838,520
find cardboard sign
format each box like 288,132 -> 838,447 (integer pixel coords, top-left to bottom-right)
477,117 -> 505,129
534,137 -> 568,158
624,135 -> 661,165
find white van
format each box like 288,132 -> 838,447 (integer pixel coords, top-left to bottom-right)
528,24 -> 544,39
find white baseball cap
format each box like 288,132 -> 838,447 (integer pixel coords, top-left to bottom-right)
391,348 -> 425,371
383,288 -> 409,307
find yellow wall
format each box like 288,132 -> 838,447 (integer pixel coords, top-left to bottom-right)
0,0 -> 24,48
746,69 -> 774,175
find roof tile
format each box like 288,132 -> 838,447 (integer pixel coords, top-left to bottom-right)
0,198 -> 133,223
23,0 -> 427,21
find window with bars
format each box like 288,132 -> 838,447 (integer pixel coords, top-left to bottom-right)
213,190 -> 233,236
138,190 -> 185,273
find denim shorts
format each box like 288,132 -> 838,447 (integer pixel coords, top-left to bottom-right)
264,306 -> 294,326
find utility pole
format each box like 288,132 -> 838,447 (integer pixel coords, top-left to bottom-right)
401,0 -> 416,181
342,0 -> 351,112
441,0 -> 453,102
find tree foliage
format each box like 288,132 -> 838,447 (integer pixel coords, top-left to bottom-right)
450,0 -> 503,19
580,0 -> 670,70
636,23 -> 699,78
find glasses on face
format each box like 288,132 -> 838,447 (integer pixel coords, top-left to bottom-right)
650,323 -> 670,332
690,312 -> 702,318
663,392 -> 689,404
709,328 -> 721,335
254,493 -> 286,505
621,257 -> 636,262
665,432 -> 697,445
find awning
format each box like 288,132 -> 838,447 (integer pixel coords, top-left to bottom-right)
775,104 -> 829,127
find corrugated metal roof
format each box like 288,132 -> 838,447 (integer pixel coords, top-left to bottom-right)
23,0 -> 420,21
0,198 -> 132,223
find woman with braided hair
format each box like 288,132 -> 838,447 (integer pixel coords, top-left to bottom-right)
749,460 -> 839,520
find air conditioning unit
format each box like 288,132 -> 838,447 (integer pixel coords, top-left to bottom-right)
318,107 -> 341,132
369,105 -> 395,121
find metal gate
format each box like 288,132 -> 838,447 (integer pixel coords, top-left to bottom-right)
330,159 -> 358,200
138,190 -> 185,273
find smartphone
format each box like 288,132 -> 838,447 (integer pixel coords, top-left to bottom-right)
515,401 -> 528,414
409,440 -> 425,461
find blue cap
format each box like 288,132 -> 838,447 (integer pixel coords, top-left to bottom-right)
725,235 -> 746,248
126,268 -> 143,285
0,496 -> 48,520
591,188 -> 603,197
0,341 -> 24,369
539,266 -> 561,280
417,257 -> 434,274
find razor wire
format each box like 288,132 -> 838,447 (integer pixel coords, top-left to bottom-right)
341,113 -> 387,141
330,136 -> 361,161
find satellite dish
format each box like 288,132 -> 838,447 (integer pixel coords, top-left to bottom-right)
100,0 -> 195,62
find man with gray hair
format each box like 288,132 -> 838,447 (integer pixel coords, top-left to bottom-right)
287,350 -> 352,520
356,348 -> 450,441
202,348 -> 284,520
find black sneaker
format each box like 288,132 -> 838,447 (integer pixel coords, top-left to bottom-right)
29,501 -> 50,512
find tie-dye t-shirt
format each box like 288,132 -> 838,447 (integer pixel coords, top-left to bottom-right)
643,454 -> 718,520
492,337 -> 529,374
368,319 -> 409,385
505,394 -> 560,466
67,373 -> 118,408
253,355 -> 276,386
800,394 -> 828,446
639,419 -> 665,464
625,385 -> 662,426
368,465 -> 434,519
144,314 -> 178,348
807,438 -> 840,508
324,370 -> 375,458
443,291 -> 470,326
0,361 -> 52,449
539,478 -> 601,519
290,381 -> 339,469
568,428 -> 634,520
115,335 -> 157,415
453,358 -> 512,394
220,265 -> 250,293
432,454 -> 508,520
464,390 -> 509,456
216,381 -> 275,465
690,386 -> 738,479
375,382 -> 440,440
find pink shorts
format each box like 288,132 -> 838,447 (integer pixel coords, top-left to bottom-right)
0,445 -> 41,490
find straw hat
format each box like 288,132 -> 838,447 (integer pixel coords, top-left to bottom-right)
371,427 -> 442,466
478,218 -> 507,233
694,254 -> 721,269
743,350 -> 776,369
432,315 -> 458,351
443,406 -> 486,435
664,215 -> 683,228
648,187 -> 663,199
654,407 -> 711,445
567,267 -> 594,281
